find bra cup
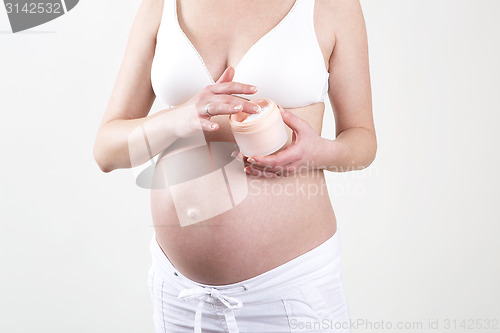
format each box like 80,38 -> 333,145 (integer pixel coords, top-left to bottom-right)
231,22 -> 328,108
151,0 -> 330,108
152,20 -> 213,107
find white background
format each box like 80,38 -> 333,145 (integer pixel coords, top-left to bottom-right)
1,1 -> 499,332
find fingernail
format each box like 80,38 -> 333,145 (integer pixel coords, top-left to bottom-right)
250,86 -> 258,92
234,105 -> 243,111
244,167 -> 250,174
252,105 -> 261,112
248,157 -> 256,164
211,123 -> 217,129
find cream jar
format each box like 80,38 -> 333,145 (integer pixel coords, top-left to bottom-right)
229,98 -> 288,157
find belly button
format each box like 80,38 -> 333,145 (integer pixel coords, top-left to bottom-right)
186,208 -> 199,219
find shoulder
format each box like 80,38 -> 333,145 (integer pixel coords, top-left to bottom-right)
140,0 -> 164,15
319,0 -> 366,34
317,0 -> 363,15
314,0 -> 365,61
133,0 -> 165,40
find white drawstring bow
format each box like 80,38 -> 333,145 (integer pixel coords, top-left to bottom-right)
178,286 -> 245,333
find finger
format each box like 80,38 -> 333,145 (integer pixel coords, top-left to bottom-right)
230,151 -> 250,164
279,108 -> 309,134
209,95 -> 260,113
205,102 -> 242,117
199,118 -> 219,131
247,146 -> 301,167
246,163 -> 290,175
244,165 -> 259,177
210,81 -> 258,95
245,166 -> 280,178
239,101 -> 261,114
230,150 -> 246,162
216,95 -> 261,114
206,101 -> 260,116
215,66 -> 235,84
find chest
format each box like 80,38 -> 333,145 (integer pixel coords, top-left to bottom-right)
151,0 -> 335,108
177,0 -> 334,82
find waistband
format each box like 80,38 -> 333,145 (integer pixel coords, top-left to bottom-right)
150,229 -> 342,296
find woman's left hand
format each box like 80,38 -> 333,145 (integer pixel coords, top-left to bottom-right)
243,108 -> 322,177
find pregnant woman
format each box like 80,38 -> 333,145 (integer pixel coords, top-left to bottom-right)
93,0 -> 376,332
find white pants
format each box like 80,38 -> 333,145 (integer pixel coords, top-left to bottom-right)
148,230 -> 352,333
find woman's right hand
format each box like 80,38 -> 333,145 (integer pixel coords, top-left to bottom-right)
181,66 -> 261,131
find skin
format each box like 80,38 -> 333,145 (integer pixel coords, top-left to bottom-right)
94,0 -> 376,285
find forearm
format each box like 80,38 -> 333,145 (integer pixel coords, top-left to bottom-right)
93,104 -> 199,172
314,127 -> 377,172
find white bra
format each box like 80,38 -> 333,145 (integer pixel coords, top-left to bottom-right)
151,0 -> 330,109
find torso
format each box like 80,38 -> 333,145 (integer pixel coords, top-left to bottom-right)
151,0 -> 337,285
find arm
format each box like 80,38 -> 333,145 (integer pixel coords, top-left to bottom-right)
93,0 -> 259,173
93,0 -> 166,172
316,0 -> 377,172
243,0 -> 376,176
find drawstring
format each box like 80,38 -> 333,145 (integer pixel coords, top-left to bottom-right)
178,285 -> 246,333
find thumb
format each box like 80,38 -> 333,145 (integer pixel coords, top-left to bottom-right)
216,66 -> 235,84
279,107 -> 307,134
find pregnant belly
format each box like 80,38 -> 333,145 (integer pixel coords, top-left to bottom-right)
150,104 -> 337,285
